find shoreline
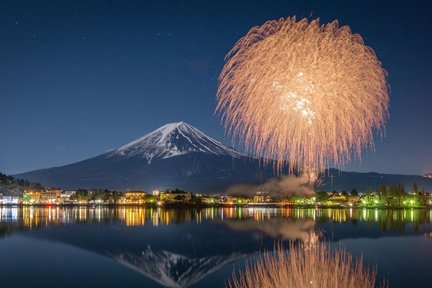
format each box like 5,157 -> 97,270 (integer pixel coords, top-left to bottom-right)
1,203 -> 432,210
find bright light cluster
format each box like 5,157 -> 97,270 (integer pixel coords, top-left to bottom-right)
217,17 -> 389,173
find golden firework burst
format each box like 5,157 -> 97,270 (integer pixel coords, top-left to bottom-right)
216,17 -> 389,174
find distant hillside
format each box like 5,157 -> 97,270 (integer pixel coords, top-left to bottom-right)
14,122 -> 432,193
0,172 -> 44,196
319,169 -> 432,193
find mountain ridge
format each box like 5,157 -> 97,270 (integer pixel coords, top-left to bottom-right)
14,122 -> 432,193
106,121 -> 243,163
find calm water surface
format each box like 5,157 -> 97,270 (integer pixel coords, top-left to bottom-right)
1,206 -> 432,287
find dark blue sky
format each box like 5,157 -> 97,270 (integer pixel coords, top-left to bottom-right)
0,0 -> 431,175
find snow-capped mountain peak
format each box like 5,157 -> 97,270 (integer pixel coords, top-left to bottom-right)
109,122 -> 243,163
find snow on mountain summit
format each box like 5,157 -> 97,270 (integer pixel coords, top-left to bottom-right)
109,122 -> 243,163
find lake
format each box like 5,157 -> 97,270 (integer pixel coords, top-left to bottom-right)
0,206 -> 431,287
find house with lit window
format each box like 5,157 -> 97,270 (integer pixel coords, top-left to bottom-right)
124,190 -> 148,204
22,191 -> 42,204
159,189 -> 192,203
41,188 -> 62,204
2,196 -> 20,205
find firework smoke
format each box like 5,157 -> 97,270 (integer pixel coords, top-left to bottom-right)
217,17 -> 389,174
226,175 -> 315,198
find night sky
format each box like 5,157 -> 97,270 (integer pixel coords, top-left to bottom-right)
0,0 -> 431,175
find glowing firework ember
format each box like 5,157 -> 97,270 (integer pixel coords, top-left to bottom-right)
216,17 -> 389,174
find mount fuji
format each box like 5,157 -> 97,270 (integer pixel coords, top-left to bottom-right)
14,121 -> 432,193
110,122 -> 243,164
15,122 -> 274,192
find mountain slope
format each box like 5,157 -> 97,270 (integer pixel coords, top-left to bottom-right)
109,122 -> 242,163
319,169 -> 432,193
14,122 -> 432,193
0,172 -> 44,196
14,122 -> 274,192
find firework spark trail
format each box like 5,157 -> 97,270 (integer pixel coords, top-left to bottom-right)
216,17 -> 389,174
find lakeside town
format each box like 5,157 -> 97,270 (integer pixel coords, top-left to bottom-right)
2,171 -> 432,208
1,184 -> 432,209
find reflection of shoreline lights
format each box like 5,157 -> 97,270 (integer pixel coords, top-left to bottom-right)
1,207 -> 431,232
216,17 -> 389,173
0,207 -> 18,222
124,208 -> 146,226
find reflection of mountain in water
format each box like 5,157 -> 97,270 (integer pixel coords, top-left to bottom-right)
114,246 -> 243,288
109,217 -> 317,287
22,223 -> 261,288
2,207 -> 432,287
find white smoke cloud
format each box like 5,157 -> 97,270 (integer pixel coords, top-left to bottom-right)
226,175 -> 315,198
